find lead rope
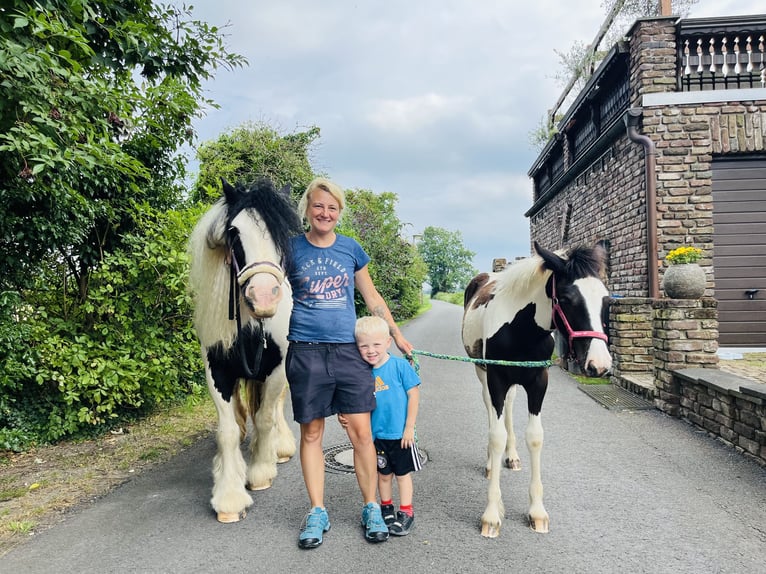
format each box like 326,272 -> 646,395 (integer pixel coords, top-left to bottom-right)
405,349 -> 552,375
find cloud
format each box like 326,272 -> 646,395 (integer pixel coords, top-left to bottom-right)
190,0 -> 765,271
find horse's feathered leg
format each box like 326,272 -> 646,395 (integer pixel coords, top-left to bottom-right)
275,384 -> 296,463
206,359 -> 253,523
504,385 -> 521,470
245,377 -> 280,491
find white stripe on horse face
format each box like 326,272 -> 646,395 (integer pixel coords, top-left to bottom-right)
573,277 -> 612,371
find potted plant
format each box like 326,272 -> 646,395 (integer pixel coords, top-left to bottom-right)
662,246 -> 706,299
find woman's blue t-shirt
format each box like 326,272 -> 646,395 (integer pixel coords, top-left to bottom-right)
287,234 -> 370,343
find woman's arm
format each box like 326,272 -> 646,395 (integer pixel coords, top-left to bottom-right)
355,266 -> 414,356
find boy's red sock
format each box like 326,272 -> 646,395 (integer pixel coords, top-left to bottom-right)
381,499 -> 393,506
399,504 -> 414,517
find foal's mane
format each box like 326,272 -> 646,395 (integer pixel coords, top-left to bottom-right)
495,254 -> 548,296
560,245 -> 605,280
494,244 -> 604,296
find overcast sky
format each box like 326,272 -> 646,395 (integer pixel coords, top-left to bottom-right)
188,1 -> 764,272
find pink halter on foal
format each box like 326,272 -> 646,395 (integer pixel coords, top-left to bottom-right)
550,275 -> 608,356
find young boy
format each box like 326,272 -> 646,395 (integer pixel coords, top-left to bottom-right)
354,316 -> 422,536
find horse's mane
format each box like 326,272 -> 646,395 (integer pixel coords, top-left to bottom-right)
188,178 -> 302,349
224,178 -> 303,271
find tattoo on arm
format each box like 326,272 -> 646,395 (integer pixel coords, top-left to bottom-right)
372,305 -> 397,336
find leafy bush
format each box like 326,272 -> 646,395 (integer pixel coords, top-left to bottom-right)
0,205 -> 205,450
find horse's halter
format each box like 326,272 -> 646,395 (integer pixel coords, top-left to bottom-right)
550,274 -> 608,360
226,228 -> 286,288
225,227 -> 286,379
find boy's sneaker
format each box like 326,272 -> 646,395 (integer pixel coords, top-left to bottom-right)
388,510 -> 414,536
298,506 -> 330,549
361,502 -> 389,543
381,503 -> 396,528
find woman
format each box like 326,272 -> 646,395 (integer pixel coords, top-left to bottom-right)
285,177 -> 414,549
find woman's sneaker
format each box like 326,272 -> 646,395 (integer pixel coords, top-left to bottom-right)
298,507 -> 330,549
361,502 -> 389,543
381,503 -> 396,528
388,510 -> 414,536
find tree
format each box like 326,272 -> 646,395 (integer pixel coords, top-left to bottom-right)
417,226 -> 477,296
0,1 -> 245,449
0,1 -> 245,295
192,122 -> 319,203
339,189 -> 427,321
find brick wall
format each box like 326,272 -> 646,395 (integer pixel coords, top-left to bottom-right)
529,137 -> 649,296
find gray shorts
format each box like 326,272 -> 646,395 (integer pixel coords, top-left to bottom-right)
286,342 -> 376,424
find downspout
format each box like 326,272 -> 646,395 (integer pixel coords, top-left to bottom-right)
625,108 -> 659,299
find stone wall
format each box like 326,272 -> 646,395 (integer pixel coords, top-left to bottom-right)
608,296 -> 765,466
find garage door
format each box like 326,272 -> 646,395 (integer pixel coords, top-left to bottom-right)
712,157 -> 766,347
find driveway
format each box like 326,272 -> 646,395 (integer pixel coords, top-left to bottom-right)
3,300 -> 765,574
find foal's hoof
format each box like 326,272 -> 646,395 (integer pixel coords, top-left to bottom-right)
217,510 -> 246,523
481,522 -> 501,538
528,514 -> 549,533
277,455 -> 291,463
505,458 -> 521,471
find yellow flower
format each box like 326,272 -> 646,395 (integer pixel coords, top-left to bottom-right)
666,246 -> 702,265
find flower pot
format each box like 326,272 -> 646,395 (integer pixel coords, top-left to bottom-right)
662,263 -> 706,299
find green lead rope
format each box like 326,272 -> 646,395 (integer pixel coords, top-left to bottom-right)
405,349 -> 553,374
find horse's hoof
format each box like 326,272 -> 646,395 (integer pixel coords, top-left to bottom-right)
505,458 -> 521,471
246,480 -> 273,491
217,510 -> 246,523
277,455 -> 291,463
481,522 -> 501,538
528,515 -> 549,533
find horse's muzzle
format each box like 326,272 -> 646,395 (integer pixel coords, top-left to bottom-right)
243,274 -> 284,318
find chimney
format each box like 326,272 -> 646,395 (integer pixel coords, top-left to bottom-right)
659,0 -> 672,16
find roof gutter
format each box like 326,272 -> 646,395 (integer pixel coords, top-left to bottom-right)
624,108 -> 659,298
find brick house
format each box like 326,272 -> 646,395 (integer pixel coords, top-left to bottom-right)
528,14 -> 766,346
526,14 -> 766,464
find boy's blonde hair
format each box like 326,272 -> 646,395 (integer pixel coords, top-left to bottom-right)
297,177 -> 346,223
355,315 -> 390,339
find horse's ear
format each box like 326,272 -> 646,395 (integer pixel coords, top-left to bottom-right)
278,183 -> 292,199
535,241 -> 566,273
221,178 -> 239,204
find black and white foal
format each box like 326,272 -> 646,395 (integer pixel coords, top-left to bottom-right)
461,241 -> 612,537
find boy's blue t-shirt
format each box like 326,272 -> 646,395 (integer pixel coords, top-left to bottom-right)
287,233 -> 370,343
371,355 -> 421,440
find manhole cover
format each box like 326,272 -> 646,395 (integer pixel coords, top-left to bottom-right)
324,442 -> 429,474
578,384 -> 654,411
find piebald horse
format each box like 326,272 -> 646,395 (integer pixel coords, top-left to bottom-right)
188,178 -> 303,523
461,241 -> 612,537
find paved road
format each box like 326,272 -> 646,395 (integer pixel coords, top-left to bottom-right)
3,300 -> 765,574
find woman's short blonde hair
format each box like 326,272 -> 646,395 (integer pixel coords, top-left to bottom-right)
297,177 -> 345,223
355,315 -> 390,339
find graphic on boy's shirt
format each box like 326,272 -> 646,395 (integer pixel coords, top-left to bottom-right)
374,375 -> 388,393
296,255 -> 351,308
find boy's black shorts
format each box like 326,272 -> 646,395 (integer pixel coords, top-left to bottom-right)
375,438 -> 423,477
